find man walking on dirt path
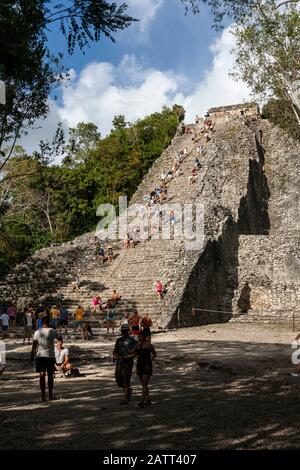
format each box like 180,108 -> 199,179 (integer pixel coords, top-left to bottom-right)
31,317 -> 59,402
113,323 -> 137,405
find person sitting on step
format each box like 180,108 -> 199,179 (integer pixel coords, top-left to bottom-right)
110,290 -> 122,305
91,295 -> 102,313
55,337 -> 72,377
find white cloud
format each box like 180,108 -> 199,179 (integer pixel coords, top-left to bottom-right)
19,26 -> 252,158
57,26 -> 251,136
126,0 -> 165,34
181,27 -> 252,122
57,55 -> 180,135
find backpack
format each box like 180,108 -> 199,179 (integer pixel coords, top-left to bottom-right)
65,368 -> 80,378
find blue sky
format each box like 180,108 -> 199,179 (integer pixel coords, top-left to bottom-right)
47,0 -> 217,88
20,0 -> 251,154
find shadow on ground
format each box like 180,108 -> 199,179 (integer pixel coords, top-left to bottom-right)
0,337 -> 299,450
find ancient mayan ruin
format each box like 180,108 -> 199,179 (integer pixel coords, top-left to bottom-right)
1,103 -> 299,329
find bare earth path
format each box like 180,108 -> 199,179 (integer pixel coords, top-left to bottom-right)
1,323 -> 300,450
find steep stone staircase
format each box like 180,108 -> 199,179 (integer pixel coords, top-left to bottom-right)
0,114 -> 266,331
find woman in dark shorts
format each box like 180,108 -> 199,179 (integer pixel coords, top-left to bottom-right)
135,330 -> 157,407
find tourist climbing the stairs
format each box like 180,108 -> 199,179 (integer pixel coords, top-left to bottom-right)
189,167 -> 197,184
58,304 -> 69,334
106,304 -> 116,335
98,246 -> 105,264
106,243 -> 114,262
74,305 -> 85,333
49,305 -> 60,330
194,157 -> 202,170
155,280 -> 164,300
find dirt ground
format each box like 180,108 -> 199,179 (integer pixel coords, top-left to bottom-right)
1,323 -> 300,450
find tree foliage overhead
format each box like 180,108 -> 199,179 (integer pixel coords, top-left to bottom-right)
181,0 -> 258,29
0,0 -> 136,171
0,1 -> 57,167
182,0 -> 300,123
232,1 -> 300,123
0,106 -> 179,274
45,0 -> 137,54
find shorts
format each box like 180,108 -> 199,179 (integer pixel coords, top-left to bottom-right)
50,319 -> 58,329
137,362 -> 152,378
75,320 -> 83,329
131,325 -> 139,335
60,319 -> 68,326
115,360 -> 133,388
2,325 -> 8,332
142,327 -> 151,337
24,326 -> 32,336
36,357 -> 55,374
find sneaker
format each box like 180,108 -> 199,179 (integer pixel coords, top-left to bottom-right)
291,373 -> 299,377
120,400 -> 129,405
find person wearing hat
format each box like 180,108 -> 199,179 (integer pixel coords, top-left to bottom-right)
113,323 -> 137,404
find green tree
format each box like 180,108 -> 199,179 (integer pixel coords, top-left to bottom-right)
0,106 -> 179,273
64,122 -> 101,166
232,2 -> 300,123
0,1 -> 136,170
112,115 -> 128,131
262,98 -> 300,141
182,1 -> 300,123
